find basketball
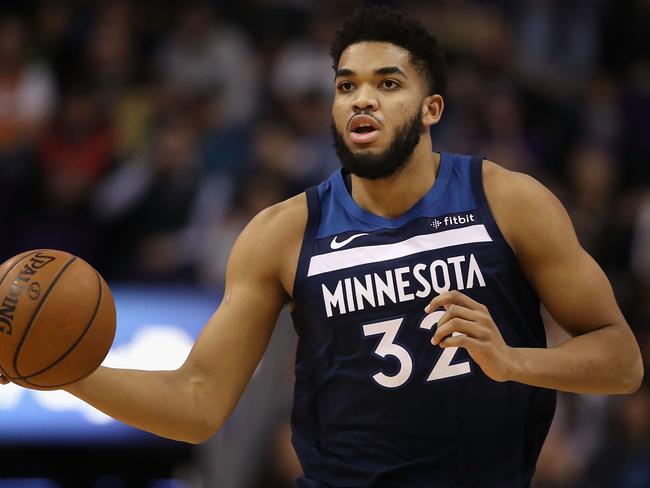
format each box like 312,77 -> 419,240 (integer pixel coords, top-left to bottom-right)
0,249 -> 116,390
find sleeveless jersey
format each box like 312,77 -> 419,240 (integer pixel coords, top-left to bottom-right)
290,153 -> 556,487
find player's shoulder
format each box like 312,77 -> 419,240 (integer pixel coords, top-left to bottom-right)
231,192 -> 308,287
480,159 -> 575,255
481,159 -> 549,202
247,192 -> 308,241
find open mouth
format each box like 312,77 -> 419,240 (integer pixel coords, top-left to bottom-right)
349,115 -> 381,144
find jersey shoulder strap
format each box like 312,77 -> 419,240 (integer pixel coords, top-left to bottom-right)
469,156 -> 516,259
292,186 -> 321,299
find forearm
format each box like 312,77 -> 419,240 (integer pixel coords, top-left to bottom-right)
509,324 -> 644,394
65,366 -> 218,444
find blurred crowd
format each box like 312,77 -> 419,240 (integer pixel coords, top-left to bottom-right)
0,0 -> 649,487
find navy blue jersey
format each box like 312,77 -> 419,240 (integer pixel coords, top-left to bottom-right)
290,153 -> 556,487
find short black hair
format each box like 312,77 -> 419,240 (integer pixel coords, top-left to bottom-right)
330,6 -> 447,97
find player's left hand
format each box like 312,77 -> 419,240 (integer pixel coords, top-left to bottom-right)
425,290 -> 516,383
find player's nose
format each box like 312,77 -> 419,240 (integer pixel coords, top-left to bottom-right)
352,85 -> 379,112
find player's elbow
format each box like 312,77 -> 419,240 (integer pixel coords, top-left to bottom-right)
183,419 -> 221,444
177,367 -> 229,444
161,406 -> 222,445
177,408 -> 225,444
621,354 -> 644,394
607,326 -> 645,394
612,340 -> 645,394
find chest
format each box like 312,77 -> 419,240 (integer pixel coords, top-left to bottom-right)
298,210 -> 508,321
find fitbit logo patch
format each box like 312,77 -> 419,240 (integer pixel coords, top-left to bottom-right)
429,210 -> 479,231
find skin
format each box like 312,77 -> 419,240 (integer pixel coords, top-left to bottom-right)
0,42 -> 643,444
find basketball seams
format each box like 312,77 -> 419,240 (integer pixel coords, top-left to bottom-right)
0,249 -> 43,381
13,256 -> 78,378
21,271 -> 107,387
20,360 -> 104,389
15,268 -> 104,382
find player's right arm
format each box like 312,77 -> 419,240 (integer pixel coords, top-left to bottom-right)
0,195 -> 306,444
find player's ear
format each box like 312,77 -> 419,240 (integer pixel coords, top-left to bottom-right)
422,94 -> 444,127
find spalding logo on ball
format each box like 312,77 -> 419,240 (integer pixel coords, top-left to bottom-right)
0,250 -> 116,390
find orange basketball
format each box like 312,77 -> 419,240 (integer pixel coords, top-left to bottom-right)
0,249 -> 116,390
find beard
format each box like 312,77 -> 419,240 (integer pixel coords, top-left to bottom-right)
331,110 -> 424,180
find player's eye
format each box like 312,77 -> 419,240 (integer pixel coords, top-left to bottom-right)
381,79 -> 400,90
337,81 -> 354,92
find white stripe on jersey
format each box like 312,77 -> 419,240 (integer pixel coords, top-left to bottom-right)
307,224 -> 493,277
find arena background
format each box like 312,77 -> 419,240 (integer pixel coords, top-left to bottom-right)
0,0 -> 649,486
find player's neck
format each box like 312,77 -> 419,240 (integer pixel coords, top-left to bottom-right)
349,142 -> 440,219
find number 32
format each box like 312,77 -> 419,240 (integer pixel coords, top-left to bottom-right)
362,311 -> 471,388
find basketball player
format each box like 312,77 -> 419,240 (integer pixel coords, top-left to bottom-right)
1,7 -> 643,487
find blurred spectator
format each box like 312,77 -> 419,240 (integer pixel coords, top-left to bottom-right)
33,0 -> 77,84
581,75 -> 622,150
579,387 -> 650,488
0,15 -> 56,153
269,14 -> 338,186
513,0 -> 603,100
630,190 -> 650,329
511,0 -> 604,174
8,83 -> 113,261
85,2 -> 136,95
621,61 -> 650,186
85,1 -> 156,159
270,15 -> 334,104
563,143 -> 626,270
0,15 -> 56,256
95,113 -> 200,281
250,120 -> 304,190
600,0 -> 650,75
38,84 -> 115,210
157,0 -> 259,127
632,192 -> 650,287
408,0 -> 513,72
195,169 -> 288,289
478,82 -> 539,175
534,414 -> 582,488
191,87 -> 253,186
430,59 -> 484,155
535,392 -> 610,488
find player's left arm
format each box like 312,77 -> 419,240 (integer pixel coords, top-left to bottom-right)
427,161 -> 644,394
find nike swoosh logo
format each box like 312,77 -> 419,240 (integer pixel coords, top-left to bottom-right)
330,233 -> 369,250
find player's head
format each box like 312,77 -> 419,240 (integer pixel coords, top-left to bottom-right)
329,6 -> 447,180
